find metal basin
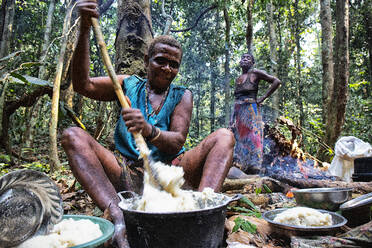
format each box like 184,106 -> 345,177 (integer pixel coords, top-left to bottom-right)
292,187 -> 352,211
263,208 -> 347,237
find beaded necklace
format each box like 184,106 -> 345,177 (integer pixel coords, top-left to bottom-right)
145,82 -> 170,121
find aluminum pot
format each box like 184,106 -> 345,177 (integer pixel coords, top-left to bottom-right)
118,191 -> 241,248
292,187 -> 352,211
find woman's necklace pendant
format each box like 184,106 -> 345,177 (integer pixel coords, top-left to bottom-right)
145,82 -> 170,123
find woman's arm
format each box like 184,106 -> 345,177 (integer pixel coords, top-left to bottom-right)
254,69 -> 281,104
71,0 -> 128,101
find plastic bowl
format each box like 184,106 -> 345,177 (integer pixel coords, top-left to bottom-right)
292,188 -> 352,211
63,215 -> 114,248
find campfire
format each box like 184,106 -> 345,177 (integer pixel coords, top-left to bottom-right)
239,109 -> 336,181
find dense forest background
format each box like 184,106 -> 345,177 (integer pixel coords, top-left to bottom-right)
0,0 -> 371,174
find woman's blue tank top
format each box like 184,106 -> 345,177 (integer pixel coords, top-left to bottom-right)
114,75 -> 186,162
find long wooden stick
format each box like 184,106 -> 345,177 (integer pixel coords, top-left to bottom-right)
90,17 -> 157,184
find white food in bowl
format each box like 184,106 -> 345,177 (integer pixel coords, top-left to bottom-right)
273,207 -> 333,227
17,218 -> 103,248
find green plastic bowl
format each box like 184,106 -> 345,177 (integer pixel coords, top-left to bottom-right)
63,215 -> 114,248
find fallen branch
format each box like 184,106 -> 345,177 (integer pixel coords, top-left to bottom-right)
223,176 -> 293,195
272,175 -> 372,194
222,176 -> 261,192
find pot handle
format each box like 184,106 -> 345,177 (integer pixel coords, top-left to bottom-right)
227,194 -> 243,204
118,191 -> 138,202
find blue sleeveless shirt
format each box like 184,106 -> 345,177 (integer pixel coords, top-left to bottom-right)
114,75 -> 186,162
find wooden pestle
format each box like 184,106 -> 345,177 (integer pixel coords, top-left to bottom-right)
90,17 -> 164,191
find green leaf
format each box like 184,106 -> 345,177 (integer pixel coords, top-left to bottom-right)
255,187 -> 262,195
9,74 -> 52,87
229,206 -> 251,212
232,217 -> 243,232
0,154 -> 11,162
239,196 -> 259,211
263,184 -> 272,193
232,217 -> 257,234
241,212 -> 262,218
240,220 -> 257,233
21,62 -> 42,68
228,206 -> 262,218
9,72 -> 29,84
23,75 -> 53,86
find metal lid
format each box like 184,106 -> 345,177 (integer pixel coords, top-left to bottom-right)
0,187 -> 44,247
339,192 -> 372,211
0,170 -> 63,247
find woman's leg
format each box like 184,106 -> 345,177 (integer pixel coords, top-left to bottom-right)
179,128 -> 235,192
61,127 -> 128,247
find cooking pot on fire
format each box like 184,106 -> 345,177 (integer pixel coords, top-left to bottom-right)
118,191 -> 241,248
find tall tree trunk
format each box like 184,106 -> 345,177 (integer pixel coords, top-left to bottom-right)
49,1 -> 74,171
209,12 -> 220,132
116,0 -> 153,76
320,0 -> 334,125
364,0 -> 372,96
24,0 -> 57,149
0,0 -> 15,58
276,14 -> 289,110
294,0 -> 304,127
39,0 -> 56,79
195,72 -> 201,138
318,0 -> 335,161
210,60 -> 217,132
0,81 -> 10,153
324,0 -> 349,160
223,7 -> 231,127
246,0 -> 254,53
161,0 -> 173,35
267,0 -> 279,117
62,5 -> 80,106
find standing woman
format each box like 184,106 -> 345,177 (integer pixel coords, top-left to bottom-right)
230,53 -> 281,174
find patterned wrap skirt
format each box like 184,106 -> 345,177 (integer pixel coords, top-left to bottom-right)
230,98 -> 264,173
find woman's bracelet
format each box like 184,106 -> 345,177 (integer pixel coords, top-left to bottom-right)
150,127 -> 161,142
147,125 -> 157,140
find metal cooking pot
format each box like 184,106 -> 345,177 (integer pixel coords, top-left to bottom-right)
118,191 -> 241,248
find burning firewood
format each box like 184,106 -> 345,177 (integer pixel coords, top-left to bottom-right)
266,116 -> 306,160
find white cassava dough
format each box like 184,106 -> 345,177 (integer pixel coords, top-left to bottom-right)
122,161 -> 223,212
17,218 -> 102,248
273,207 -> 333,227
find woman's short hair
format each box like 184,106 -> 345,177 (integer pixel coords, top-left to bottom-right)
147,35 -> 183,59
